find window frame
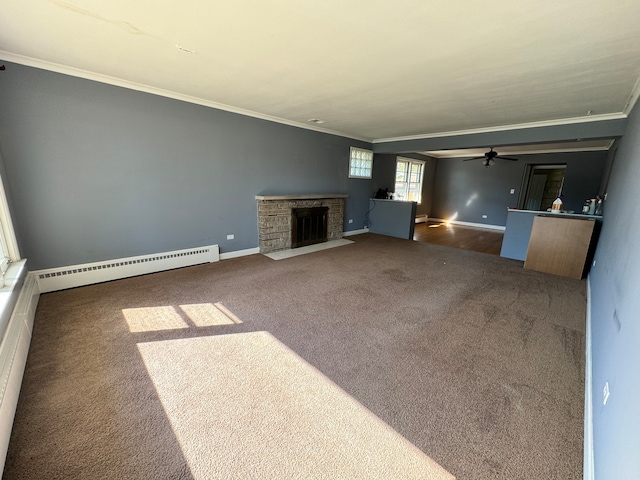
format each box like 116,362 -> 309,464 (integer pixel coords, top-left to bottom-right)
0,174 -> 20,285
394,157 -> 425,204
348,147 -> 373,179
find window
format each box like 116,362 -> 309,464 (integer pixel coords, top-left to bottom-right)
348,147 -> 373,179
394,157 -> 425,203
0,174 -> 20,287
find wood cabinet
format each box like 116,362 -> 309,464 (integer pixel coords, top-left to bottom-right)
524,215 -> 596,279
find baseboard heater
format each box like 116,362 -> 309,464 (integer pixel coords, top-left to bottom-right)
0,271 -> 40,474
33,244 -> 220,293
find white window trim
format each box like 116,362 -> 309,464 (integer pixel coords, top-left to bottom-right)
395,157 -> 425,204
348,147 -> 373,179
0,175 -> 20,263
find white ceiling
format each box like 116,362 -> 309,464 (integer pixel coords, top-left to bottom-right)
1,0 -> 640,142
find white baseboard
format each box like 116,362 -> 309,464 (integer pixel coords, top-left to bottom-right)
584,276 -> 594,480
0,271 -> 40,474
415,215 -> 428,224
33,245 -> 220,293
220,247 -> 260,260
343,228 -> 369,236
428,218 -> 506,231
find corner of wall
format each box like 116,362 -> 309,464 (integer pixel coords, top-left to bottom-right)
584,274 -> 594,480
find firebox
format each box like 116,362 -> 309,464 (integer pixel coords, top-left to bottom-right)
291,207 -> 329,248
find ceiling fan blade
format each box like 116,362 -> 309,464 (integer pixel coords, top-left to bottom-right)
495,156 -> 519,161
463,156 -> 486,161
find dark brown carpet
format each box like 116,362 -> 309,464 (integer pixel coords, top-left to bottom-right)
4,233 -> 585,479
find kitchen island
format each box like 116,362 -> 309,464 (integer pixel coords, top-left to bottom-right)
367,198 -> 417,240
500,208 -> 602,262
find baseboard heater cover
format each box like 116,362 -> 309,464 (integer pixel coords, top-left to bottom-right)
0,272 -> 40,474
34,245 -> 220,293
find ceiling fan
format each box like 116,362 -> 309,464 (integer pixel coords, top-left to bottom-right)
463,147 -> 518,166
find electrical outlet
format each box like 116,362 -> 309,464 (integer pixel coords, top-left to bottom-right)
482,214 -> 488,219
603,381 -> 610,406
510,188 -> 515,194
226,234 -> 234,240
349,219 -> 353,224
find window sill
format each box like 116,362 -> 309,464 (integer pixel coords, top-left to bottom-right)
0,260 -> 27,340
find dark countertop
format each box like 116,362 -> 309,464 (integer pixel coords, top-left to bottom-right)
507,208 -> 602,220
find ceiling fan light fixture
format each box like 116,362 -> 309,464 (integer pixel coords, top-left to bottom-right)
482,158 -> 496,167
463,147 -> 518,164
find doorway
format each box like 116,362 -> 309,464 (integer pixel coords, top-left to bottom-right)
520,164 -> 566,211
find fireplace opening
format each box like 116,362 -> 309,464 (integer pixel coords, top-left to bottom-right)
291,207 -> 329,248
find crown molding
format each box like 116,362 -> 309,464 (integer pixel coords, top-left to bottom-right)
373,113 -> 628,144
424,140 -> 615,158
0,51 -> 372,143
426,146 -> 612,158
624,74 -> 640,116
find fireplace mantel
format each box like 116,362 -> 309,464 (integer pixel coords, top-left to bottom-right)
255,194 -> 348,201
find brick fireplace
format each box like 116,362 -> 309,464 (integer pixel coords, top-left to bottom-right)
256,194 -> 348,253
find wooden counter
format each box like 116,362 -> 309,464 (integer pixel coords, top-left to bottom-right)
524,215 -> 596,279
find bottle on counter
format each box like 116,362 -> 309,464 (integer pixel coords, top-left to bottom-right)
594,196 -> 603,216
551,197 -> 563,213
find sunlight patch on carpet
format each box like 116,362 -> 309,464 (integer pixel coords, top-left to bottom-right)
179,302 -> 243,326
123,306 -> 188,332
136,331 -> 454,479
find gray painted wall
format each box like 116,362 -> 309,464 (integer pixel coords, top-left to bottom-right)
431,151 -> 607,226
372,152 -> 436,217
0,62 -> 373,270
371,154 -> 398,195
589,103 -> 640,478
367,199 -> 416,239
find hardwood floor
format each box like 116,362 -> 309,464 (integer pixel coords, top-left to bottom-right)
413,221 -> 504,255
